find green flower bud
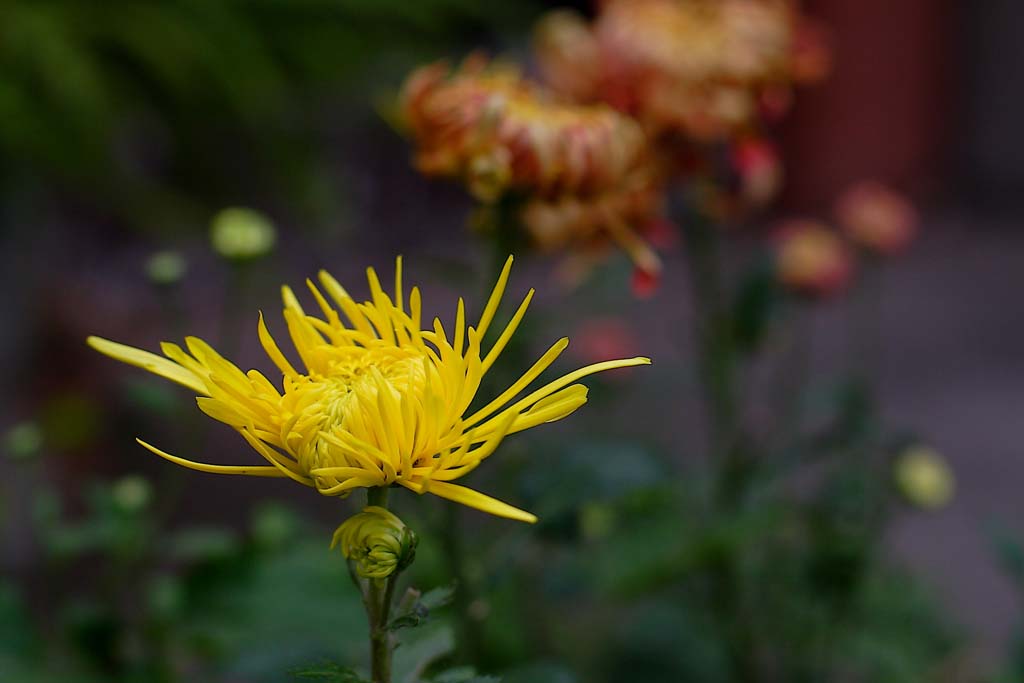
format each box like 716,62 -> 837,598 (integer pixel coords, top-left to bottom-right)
210,207 -> 276,260
894,445 -> 954,510
112,475 -> 152,513
5,421 -> 42,460
145,250 -> 187,285
579,502 -> 616,541
332,506 -> 418,580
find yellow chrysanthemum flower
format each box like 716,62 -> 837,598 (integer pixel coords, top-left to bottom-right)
88,256 -> 650,523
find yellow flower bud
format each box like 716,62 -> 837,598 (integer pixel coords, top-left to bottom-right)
332,506 -> 418,580
775,220 -> 852,298
466,148 -> 512,203
210,207 -> 276,261
112,475 -> 152,513
5,421 -> 42,460
894,446 -> 954,510
146,250 -> 188,285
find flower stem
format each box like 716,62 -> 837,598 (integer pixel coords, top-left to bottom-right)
364,487 -> 396,683
682,211 -> 758,682
442,501 -> 482,664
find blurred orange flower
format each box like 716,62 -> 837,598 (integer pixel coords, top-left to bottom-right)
534,0 -> 828,140
836,182 -> 918,256
400,54 -> 648,202
775,221 -> 853,297
400,54 -> 665,284
520,170 -> 665,281
731,137 -> 784,206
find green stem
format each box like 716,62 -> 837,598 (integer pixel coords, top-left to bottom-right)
849,257 -> 883,385
367,486 -> 389,508
364,487 -> 396,683
436,200 -> 520,668
685,217 -> 739,467
220,260 -> 253,360
770,308 -> 813,459
442,501 -> 482,664
682,212 -> 757,683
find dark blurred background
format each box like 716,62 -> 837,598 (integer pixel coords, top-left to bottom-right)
2,0 -> 1023,680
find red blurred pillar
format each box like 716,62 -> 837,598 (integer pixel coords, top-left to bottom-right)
780,0 -> 953,209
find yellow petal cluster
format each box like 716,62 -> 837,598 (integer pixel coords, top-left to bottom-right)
88,256 -> 650,523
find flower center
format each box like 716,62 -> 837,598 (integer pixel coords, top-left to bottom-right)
294,345 -> 429,481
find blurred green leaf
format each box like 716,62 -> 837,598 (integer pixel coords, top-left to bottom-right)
0,0 -> 545,229
4,421 -> 43,460
290,661 -> 369,682
500,665 -> 575,683
184,534 -> 364,680
430,667 -> 500,683
166,526 -> 241,563
392,623 -> 455,683
250,501 -> 303,550
991,525 -> 1024,587
122,378 -> 182,417
387,583 -> 456,632
420,583 -> 457,612
39,392 -> 101,452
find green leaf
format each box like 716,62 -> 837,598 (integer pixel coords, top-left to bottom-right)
990,524 -> 1024,586
419,584 -> 456,611
393,624 -> 455,683
500,663 -> 577,683
430,667 -> 500,683
166,527 -> 241,563
289,661 -> 368,682
386,583 -> 455,632
387,609 -> 429,632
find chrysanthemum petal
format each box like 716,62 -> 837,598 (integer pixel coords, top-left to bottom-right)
281,285 -> 305,315
476,255 -> 514,340
394,255 -> 404,312
462,337 -> 568,428
136,438 -> 287,477
236,428 -> 314,484
257,313 -> 299,379
88,336 -> 207,394
423,480 -> 537,524
160,342 -> 209,381
481,288 -> 534,373
500,356 -> 650,418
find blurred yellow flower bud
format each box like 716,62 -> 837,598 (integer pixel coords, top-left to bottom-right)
5,421 -> 42,460
775,220 -> 853,298
332,506 -> 418,580
145,250 -> 188,285
112,475 -> 153,513
894,446 -> 954,510
466,148 -> 512,203
836,181 -> 918,256
210,207 -> 276,260
579,502 -> 617,541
